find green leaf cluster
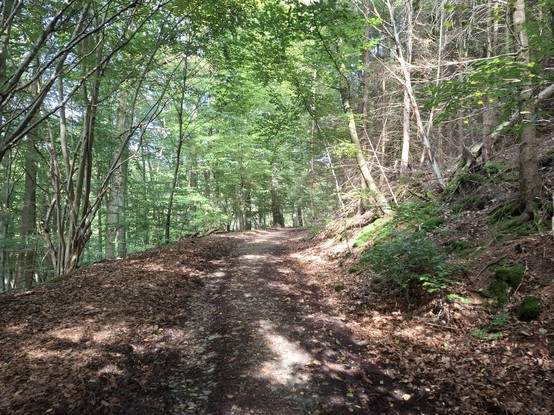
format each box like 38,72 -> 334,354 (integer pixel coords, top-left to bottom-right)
359,231 -> 463,295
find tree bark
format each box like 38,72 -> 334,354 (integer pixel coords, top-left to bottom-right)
513,0 -> 542,215
17,133 -> 37,289
341,88 -> 391,215
400,0 -> 413,176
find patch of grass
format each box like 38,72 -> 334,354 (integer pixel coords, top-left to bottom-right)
450,203 -> 465,213
420,216 -> 445,232
447,293 -> 472,303
488,203 -> 518,224
458,194 -> 478,211
459,170 -> 484,184
483,161 -> 507,176
471,328 -> 503,340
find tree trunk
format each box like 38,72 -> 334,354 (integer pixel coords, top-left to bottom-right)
271,177 -> 285,227
482,0 -> 501,160
340,89 -> 391,215
17,138 -> 37,289
382,0 -> 445,188
400,0 -> 413,176
106,90 -> 129,258
513,0 -> 542,216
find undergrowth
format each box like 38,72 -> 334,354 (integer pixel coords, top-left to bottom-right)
359,231 -> 464,297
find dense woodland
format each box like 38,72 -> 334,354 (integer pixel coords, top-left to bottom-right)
1,0 -> 553,292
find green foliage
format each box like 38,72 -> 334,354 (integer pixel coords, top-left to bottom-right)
490,311 -> 510,327
458,170 -> 483,184
483,162 -> 507,177
306,225 -> 324,239
518,296 -> 542,321
494,265 -> 525,289
483,280 -> 509,306
447,293 -> 472,304
420,216 -> 445,232
471,328 -> 503,340
425,56 -> 545,124
359,231 -> 462,295
446,239 -> 471,253
352,218 -> 392,247
450,203 -> 465,214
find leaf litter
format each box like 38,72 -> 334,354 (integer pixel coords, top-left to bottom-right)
0,228 -> 551,414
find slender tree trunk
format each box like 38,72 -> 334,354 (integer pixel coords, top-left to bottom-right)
17,137 -> 37,289
400,0 -> 413,176
166,82 -> 187,243
340,87 -> 391,215
271,182 -> 285,227
381,0 -> 445,188
245,187 -> 252,231
513,0 -> 542,216
482,0 -> 500,160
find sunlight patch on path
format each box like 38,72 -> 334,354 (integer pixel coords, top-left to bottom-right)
252,320 -> 312,386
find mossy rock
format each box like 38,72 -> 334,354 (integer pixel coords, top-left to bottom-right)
483,280 -> 509,305
518,296 -> 542,321
494,265 -> 525,289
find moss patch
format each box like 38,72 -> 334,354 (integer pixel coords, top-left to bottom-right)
352,217 -> 392,247
483,280 -> 509,305
494,265 -> 525,289
518,296 -> 542,321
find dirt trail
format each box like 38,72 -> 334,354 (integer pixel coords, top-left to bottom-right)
167,229 -> 428,415
0,228 -> 429,415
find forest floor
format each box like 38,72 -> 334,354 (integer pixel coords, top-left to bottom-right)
0,227 -> 552,415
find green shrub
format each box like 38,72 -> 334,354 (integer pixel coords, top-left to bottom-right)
420,216 -> 445,232
446,239 -> 471,253
483,161 -> 507,176
359,231 -> 462,294
495,265 -> 525,289
483,280 -> 509,305
490,311 -> 510,327
518,296 -> 541,321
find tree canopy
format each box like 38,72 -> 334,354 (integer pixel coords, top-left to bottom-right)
1,0 -> 553,290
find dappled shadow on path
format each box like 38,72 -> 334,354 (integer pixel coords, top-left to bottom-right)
0,229 -> 431,415
196,229 -> 431,415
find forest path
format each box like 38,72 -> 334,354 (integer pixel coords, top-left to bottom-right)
0,228 -> 429,415
168,229 -> 425,415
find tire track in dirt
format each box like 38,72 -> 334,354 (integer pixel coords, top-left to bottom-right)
170,229 -> 431,415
